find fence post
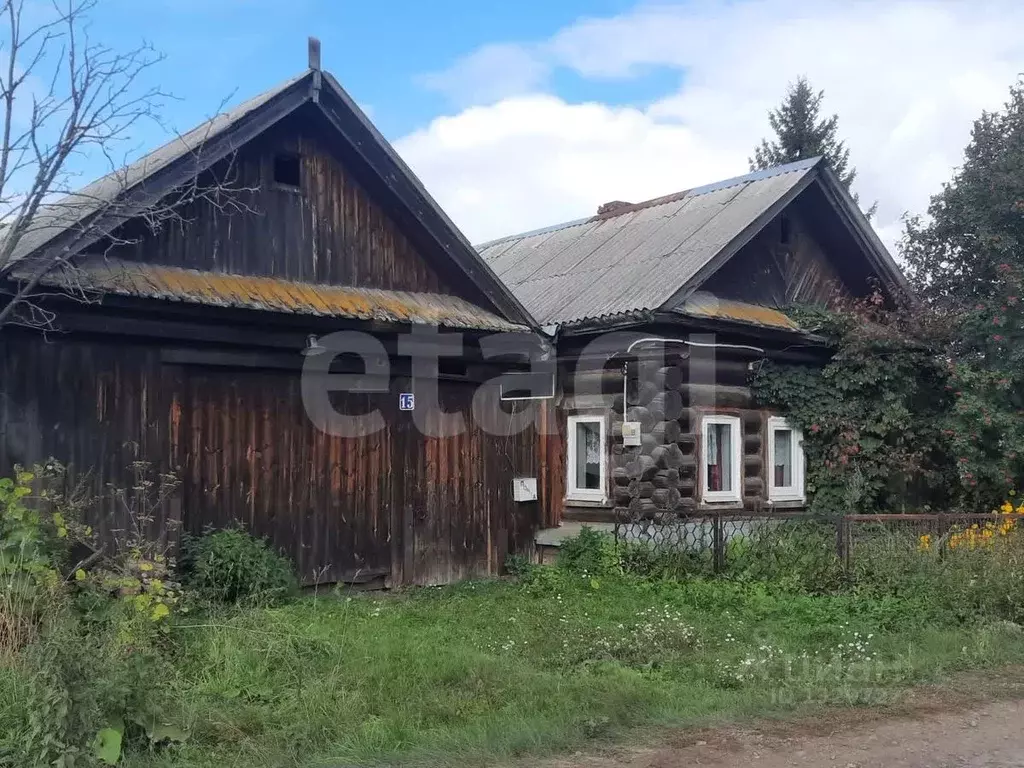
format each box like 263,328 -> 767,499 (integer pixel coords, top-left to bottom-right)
713,513 -> 725,574
836,515 -> 848,570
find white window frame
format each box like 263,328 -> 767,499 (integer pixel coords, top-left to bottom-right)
566,414 -> 607,502
701,414 -> 742,504
767,416 -> 805,502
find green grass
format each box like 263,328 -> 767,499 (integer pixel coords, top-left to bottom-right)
13,573 -> 1013,767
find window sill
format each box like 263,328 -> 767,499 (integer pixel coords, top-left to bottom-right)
701,496 -> 742,506
697,502 -> 746,513
565,496 -> 610,507
768,497 -> 806,506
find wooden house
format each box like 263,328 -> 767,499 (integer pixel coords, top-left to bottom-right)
477,159 -> 910,548
0,46 -> 552,587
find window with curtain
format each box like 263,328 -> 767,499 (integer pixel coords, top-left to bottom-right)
706,422 -> 733,492
768,417 -> 805,501
774,428 -> 793,487
567,415 -> 606,501
702,415 -> 741,503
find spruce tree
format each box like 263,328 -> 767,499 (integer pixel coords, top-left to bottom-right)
750,76 -> 858,193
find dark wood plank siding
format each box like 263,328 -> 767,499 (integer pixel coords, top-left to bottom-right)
537,402 -> 564,529
702,210 -> 849,306
0,332 -> 177,545
102,110 -> 476,300
0,332 -> 541,585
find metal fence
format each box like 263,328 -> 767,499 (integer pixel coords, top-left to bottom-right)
613,511 -> 1024,576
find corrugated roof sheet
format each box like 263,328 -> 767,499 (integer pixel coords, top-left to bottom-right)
678,293 -> 799,330
41,259 -> 526,332
477,158 -> 820,326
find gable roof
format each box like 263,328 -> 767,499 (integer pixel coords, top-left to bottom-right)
9,65 -> 536,329
477,158 -> 909,327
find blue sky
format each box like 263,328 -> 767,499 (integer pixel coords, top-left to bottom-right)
59,1 -> 1024,249
98,0 -> 650,141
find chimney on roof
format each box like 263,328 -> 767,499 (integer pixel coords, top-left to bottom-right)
597,200 -> 631,216
308,36 -> 322,71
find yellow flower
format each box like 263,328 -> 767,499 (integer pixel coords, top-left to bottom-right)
1002,502 -> 1014,514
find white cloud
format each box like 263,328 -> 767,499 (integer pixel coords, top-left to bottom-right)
416,43 -> 550,108
398,95 -> 739,244
395,0 -> 1024,253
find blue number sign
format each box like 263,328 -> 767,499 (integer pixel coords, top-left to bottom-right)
399,393 -> 415,411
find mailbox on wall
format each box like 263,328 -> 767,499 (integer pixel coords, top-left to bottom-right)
512,477 -> 538,502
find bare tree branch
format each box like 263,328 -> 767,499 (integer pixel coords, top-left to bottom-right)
0,0 -> 258,330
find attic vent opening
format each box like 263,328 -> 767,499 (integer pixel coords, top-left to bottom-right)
779,214 -> 792,246
273,153 -> 301,188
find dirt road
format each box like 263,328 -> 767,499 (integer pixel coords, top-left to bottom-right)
545,696 -> 1024,768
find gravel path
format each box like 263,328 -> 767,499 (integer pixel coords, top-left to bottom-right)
544,698 -> 1024,768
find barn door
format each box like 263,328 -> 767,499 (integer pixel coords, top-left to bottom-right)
393,377 -> 503,586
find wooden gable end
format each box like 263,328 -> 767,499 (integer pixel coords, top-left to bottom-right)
99,106 -> 476,301
701,208 -> 848,307
699,187 -> 893,309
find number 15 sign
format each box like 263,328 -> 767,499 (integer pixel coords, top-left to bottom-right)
399,393 -> 415,411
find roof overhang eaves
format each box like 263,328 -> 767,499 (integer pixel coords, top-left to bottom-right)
665,307 -> 827,344
814,164 -> 915,301
21,263 -> 529,334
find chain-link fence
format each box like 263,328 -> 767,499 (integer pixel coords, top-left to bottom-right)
614,511 -> 1024,577
614,510 -> 837,577
841,512 -> 1024,568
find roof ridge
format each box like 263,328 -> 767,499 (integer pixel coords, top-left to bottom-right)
475,157 -> 822,249
474,214 -> 594,250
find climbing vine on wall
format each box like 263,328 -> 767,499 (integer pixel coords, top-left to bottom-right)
750,292 -> 1024,516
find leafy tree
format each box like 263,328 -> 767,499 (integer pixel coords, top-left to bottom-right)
902,80 -> 1024,310
755,77 -> 1024,514
903,79 -> 1024,416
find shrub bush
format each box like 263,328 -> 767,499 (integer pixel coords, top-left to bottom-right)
552,528 -> 706,582
557,526 -> 621,578
1,461 -> 191,765
182,526 -> 296,604
22,602 -> 181,766
734,520 -> 846,594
